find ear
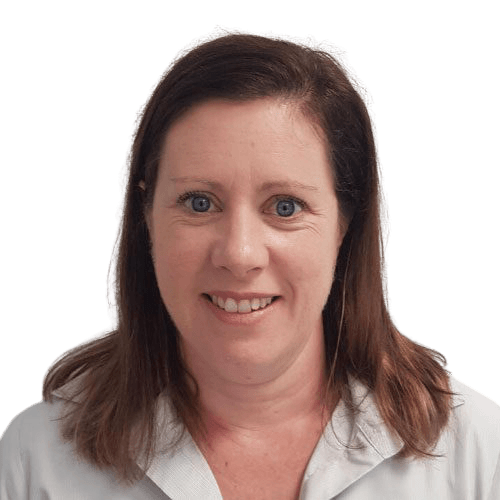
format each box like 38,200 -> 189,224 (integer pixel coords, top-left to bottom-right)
139,180 -> 146,191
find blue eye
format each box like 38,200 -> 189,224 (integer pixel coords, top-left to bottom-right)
275,198 -> 302,217
177,191 -> 306,218
177,192 -> 214,212
190,195 -> 211,212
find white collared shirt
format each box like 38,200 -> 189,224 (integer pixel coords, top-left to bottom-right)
1,377 -> 499,499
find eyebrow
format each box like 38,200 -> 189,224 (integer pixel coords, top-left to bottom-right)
170,177 -> 319,192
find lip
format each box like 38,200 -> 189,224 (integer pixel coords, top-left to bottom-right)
200,294 -> 280,325
205,291 -> 279,301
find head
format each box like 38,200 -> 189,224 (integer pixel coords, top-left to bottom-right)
44,35 -> 449,482
117,33 -> 382,406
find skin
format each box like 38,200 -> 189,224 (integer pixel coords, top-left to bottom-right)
146,98 -> 343,496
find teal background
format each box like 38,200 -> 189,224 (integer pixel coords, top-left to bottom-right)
1,0 -> 498,433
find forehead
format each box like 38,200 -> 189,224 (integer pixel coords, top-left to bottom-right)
158,98 -> 332,188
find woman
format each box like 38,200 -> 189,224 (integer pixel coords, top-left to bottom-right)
1,33 -> 499,499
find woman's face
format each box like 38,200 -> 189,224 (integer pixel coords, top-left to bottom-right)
148,98 -> 343,385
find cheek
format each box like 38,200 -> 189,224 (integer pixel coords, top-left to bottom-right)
152,226 -> 209,293
277,229 -> 338,300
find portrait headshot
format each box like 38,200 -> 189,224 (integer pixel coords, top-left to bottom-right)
1,1 -> 499,499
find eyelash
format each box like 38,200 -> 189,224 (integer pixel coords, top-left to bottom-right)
176,191 -> 307,217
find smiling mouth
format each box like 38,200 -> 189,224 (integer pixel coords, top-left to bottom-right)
203,294 -> 279,314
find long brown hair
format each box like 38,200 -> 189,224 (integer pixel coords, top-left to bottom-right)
43,33 -> 452,483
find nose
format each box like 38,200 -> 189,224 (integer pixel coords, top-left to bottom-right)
210,205 -> 269,279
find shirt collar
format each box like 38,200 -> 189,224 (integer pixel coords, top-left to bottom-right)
52,374 -> 465,499
300,376 -> 464,498
300,377 -> 404,498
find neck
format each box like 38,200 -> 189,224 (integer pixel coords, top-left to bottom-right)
184,329 -> 334,441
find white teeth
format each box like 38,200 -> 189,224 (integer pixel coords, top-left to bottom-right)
209,295 -> 275,313
224,298 -> 238,313
251,298 -> 261,310
238,300 -> 251,313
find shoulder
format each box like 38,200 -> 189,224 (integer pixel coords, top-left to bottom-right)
0,400 -> 66,499
437,377 -> 500,498
1,399 -> 64,454
1,399 -> 166,499
0,399 -> 69,465
448,376 -> 500,445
